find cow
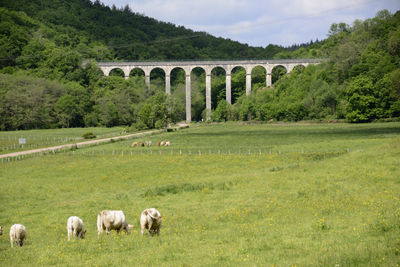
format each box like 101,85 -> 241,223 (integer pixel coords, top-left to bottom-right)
160,141 -> 166,146
67,216 -> 86,241
140,142 -> 145,147
0,226 -> 3,235
97,210 -> 130,237
140,208 -> 162,236
164,141 -> 170,146
10,224 -> 26,247
145,141 -> 152,147
131,142 -> 138,147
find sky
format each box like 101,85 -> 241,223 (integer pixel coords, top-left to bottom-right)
99,0 -> 400,47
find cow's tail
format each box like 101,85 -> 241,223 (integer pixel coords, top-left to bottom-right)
148,210 -> 161,220
97,213 -> 103,237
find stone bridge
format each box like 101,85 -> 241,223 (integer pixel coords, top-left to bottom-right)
97,59 -> 323,122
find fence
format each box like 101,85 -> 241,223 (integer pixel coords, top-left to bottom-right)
0,146 -> 353,164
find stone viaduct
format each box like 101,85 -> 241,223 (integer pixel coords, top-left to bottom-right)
97,59 -> 322,122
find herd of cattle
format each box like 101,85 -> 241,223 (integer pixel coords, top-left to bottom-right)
131,140 -> 170,147
1,208 -> 162,248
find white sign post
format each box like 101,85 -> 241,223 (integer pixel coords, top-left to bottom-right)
19,138 -> 26,147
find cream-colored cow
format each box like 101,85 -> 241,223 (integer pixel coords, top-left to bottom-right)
140,208 -> 162,236
67,216 -> 86,241
10,224 -> 26,247
97,210 -> 130,237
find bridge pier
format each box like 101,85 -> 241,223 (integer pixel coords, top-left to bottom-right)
185,74 -> 191,122
206,71 -> 212,121
226,73 -> 231,104
266,73 -> 272,87
246,71 -> 252,96
165,74 -> 171,95
145,74 -> 150,93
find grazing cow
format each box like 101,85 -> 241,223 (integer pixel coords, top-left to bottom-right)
10,224 -> 26,247
140,208 -> 162,236
131,142 -> 138,147
164,141 -> 170,146
97,210 -> 130,237
140,142 -> 145,147
0,225 -> 3,235
67,216 -> 86,241
160,141 -> 166,146
145,141 -> 152,147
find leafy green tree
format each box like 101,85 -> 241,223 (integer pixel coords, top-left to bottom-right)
55,94 -> 78,128
345,75 -> 378,122
212,100 -> 233,122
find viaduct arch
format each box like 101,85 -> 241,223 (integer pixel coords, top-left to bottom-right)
97,59 -> 323,122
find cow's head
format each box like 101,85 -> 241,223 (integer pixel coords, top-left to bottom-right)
80,230 -> 87,239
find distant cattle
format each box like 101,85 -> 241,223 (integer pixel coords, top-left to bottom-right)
10,224 -> 26,247
140,208 -> 162,236
97,210 -> 130,237
140,142 -> 145,147
131,142 -> 138,147
0,226 -> 3,235
145,141 -> 152,147
158,141 -> 170,146
67,216 -> 86,241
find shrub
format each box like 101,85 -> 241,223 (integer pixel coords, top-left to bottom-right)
82,132 -> 96,139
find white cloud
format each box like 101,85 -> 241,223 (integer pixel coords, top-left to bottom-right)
130,0 -> 252,25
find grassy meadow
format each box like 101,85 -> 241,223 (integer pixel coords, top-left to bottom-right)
0,122 -> 400,266
0,127 -> 125,155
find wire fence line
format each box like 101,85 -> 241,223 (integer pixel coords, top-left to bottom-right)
0,147 -> 353,164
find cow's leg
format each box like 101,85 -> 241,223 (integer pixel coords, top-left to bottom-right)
10,236 -> 14,248
68,229 -> 71,241
148,221 -> 154,236
141,224 -> 145,236
106,227 -> 110,235
73,228 -> 78,239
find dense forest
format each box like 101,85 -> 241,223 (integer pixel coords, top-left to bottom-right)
0,0 -> 399,130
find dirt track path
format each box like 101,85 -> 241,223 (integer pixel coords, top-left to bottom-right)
0,129 -> 164,159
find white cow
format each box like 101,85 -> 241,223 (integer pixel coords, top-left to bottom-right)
67,216 -> 86,241
140,208 -> 162,236
10,224 -> 26,247
164,141 -> 170,146
97,210 -> 130,237
0,225 -> 3,235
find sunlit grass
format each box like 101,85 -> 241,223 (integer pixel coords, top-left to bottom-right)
0,122 -> 399,266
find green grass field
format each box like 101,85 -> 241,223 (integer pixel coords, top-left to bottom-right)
0,127 -> 125,155
1,122 -> 399,266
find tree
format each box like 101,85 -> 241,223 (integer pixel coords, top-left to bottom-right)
55,94 -> 78,127
345,75 -> 378,122
212,100 -> 233,122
